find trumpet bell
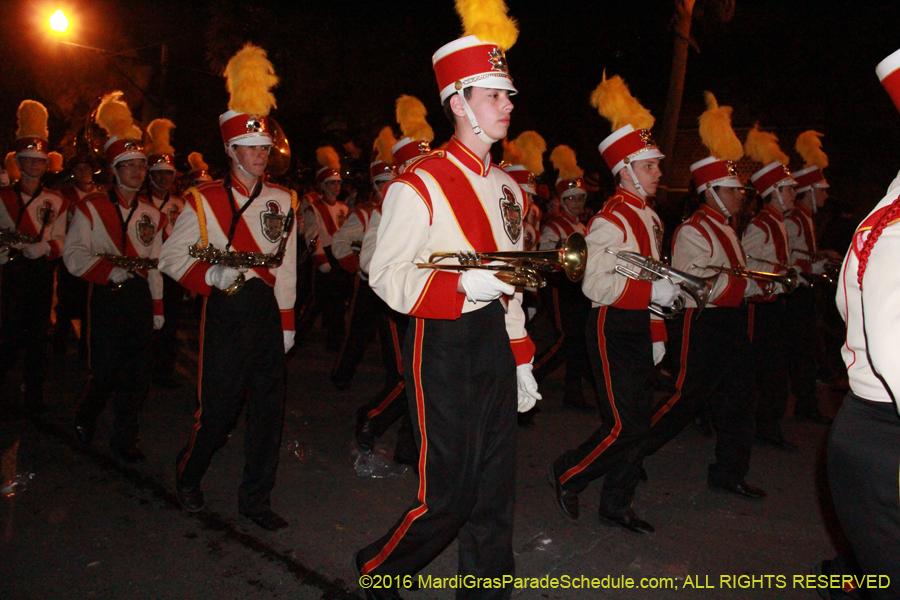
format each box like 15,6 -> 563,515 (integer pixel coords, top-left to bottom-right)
560,233 -> 587,282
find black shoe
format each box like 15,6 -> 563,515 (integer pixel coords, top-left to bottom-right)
355,418 -> 375,452
754,433 -> 799,451
74,422 -> 95,445
547,462 -> 579,521
598,507 -> 655,534
353,552 -> 405,600
175,485 -> 205,512
794,409 -> 833,425
111,445 -> 147,464
708,479 -> 767,500
239,509 -> 289,531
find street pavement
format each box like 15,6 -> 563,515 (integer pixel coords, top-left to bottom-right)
1,312 -> 846,600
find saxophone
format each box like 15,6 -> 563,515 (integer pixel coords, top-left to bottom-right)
0,229 -> 39,247
95,253 -> 160,291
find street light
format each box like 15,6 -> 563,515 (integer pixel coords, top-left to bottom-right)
49,10 -> 68,33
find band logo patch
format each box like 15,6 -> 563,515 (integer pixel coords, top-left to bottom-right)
136,213 -> 156,246
260,200 -> 285,243
499,185 -> 522,244
653,219 -> 664,256
166,205 -> 181,224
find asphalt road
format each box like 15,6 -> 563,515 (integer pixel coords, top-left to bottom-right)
0,313 -> 847,600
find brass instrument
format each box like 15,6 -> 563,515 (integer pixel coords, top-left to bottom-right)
0,229 -> 39,247
605,250 -> 716,319
96,253 -> 159,291
746,255 -> 800,293
415,232 -> 587,288
791,249 -> 841,286
693,264 -> 798,295
189,208 -> 295,295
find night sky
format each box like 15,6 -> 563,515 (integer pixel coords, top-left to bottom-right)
2,0 -> 899,215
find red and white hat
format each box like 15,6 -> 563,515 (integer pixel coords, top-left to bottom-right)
877,46 -> 900,114
371,127 -> 397,184
95,92 -> 144,166
14,100 -> 50,160
750,162 -> 796,198
315,146 -> 342,186
220,44 -> 278,148
392,138 -> 431,171
792,165 -> 829,193
146,118 -> 177,173
502,131 -> 545,196
690,157 -> 742,192
432,36 -> 517,103
503,164 -> 536,195
187,152 -> 212,184
219,110 -> 272,147
598,125 -> 664,176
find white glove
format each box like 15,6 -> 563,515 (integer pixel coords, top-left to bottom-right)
516,361 -> 542,412
650,278 -> 680,308
318,262 -> 332,273
0,247 -> 8,265
109,267 -> 133,284
811,259 -> 827,275
284,330 -> 295,353
460,262 -> 516,303
205,264 -> 243,290
153,315 -> 165,330
743,278 -> 764,298
22,241 -> 50,259
652,341 -> 666,366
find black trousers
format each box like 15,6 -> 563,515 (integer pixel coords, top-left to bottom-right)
828,393 -> 900,599
176,278 -> 286,514
75,277 -> 153,451
632,307 -> 756,485
52,259 -> 88,358
332,275 -> 384,384
533,275 -> 591,397
749,298 -> 790,436
552,306 -> 654,512
152,273 -> 184,379
0,256 -> 55,405
315,261 -> 354,350
785,286 -> 819,414
357,302 -> 517,600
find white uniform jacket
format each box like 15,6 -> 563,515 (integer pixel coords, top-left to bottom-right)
785,203 -> 817,283
837,186 -> 900,409
672,206 -> 761,308
302,191 -> 349,270
63,189 -> 164,315
539,209 -> 585,251
0,183 -> 67,259
332,201 -> 377,277
359,207 -> 381,278
581,188 -> 667,343
742,203 -> 792,298
158,177 -> 297,333
369,136 -> 535,365
151,191 -> 185,241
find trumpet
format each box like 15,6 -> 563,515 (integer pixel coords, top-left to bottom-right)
791,249 -> 841,286
693,264 -> 798,295
189,207 -> 295,295
605,250 -> 716,319
96,253 -> 160,291
746,255 -> 800,293
415,232 -> 587,288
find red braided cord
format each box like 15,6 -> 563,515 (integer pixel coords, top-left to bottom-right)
857,195 -> 900,288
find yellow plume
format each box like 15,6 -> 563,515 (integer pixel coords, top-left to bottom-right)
188,152 -> 208,171
795,130 -> 828,169
743,124 -> 789,165
456,0 -> 518,51
698,91 -> 743,161
502,138 -> 524,165
374,127 -> 398,165
5,152 -> 20,181
550,145 -> 583,181
96,91 -> 138,139
16,100 -> 49,140
590,72 -> 655,132
225,44 -> 278,116
514,131 -> 546,175
147,119 -> 176,156
316,146 -> 341,171
396,95 -> 434,143
48,152 -> 63,173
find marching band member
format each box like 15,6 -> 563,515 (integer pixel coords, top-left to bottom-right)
501,131 -> 546,252
786,130 -> 833,423
743,125 -> 798,450
159,45 -> 298,530
549,73 -> 674,534
628,92 -> 767,499
63,92 -> 164,462
186,152 -> 213,187
532,145 -> 591,410
146,118 -> 186,388
827,47 -> 900,597
355,0 -> 539,595
0,100 -> 68,416
304,146 -> 350,351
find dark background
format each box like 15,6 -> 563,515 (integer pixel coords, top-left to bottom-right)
2,0 -> 899,213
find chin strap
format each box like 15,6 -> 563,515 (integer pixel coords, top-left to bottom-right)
113,171 -> 141,194
624,164 -> 648,198
709,187 -> 732,219
772,187 -> 788,212
458,91 -> 499,145
227,146 -> 256,180
809,189 -> 818,215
